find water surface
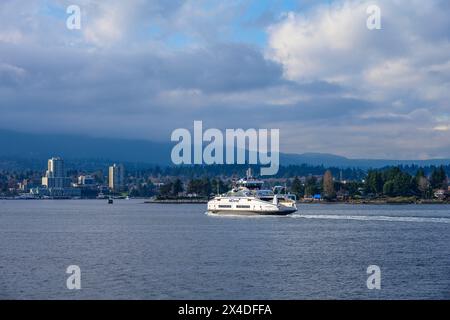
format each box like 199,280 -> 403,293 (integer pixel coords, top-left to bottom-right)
0,200 -> 449,299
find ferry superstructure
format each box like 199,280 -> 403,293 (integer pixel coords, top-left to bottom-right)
207,169 -> 297,216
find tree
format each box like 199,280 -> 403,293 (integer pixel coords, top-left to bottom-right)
291,176 -> 304,198
346,181 -> 363,197
430,166 -> 447,189
417,176 -> 430,198
383,180 -> 395,196
381,167 -> 414,197
201,177 -> 212,196
186,177 -> 212,197
186,179 -> 196,195
323,170 -> 336,199
365,170 -> 384,194
159,181 -> 173,197
130,181 -> 156,198
304,176 -> 318,197
211,179 -> 228,195
415,168 -> 425,179
414,169 -> 430,198
172,179 -> 184,196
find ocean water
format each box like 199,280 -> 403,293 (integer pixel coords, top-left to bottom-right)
0,200 -> 449,300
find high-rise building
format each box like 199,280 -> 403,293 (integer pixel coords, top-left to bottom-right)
109,164 -> 124,191
42,157 -> 70,188
32,157 -> 80,198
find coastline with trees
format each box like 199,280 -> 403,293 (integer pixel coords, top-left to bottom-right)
1,162 -> 449,204
288,166 -> 449,204
150,165 -> 449,204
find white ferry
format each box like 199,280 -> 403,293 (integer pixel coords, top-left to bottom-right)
207,169 -> 297,216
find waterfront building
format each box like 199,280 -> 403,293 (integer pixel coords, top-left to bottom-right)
42,157 -> 70,188
18,179 -> 38,192
109,164 -> 125,191
37,157 -> 81,198
78,175 -> 95,186
434,189 -> 448,200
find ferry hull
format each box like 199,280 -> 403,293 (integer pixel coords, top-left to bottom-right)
208,209 -> 296,216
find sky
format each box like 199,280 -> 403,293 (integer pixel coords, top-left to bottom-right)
0,0 -> 449,159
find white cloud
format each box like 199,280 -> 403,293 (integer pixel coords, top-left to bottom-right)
0,30 -> 23,44
83,4 -> 125,46
266,0 -> 450,104
265,0 -> 450,157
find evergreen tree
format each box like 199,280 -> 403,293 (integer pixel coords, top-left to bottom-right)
172,178 -> 184,196
304,176 -> 318,197
158,181 -> 173,197
383,180 -> 395,196
430,166 -> 447,189
201,177 -> 212,196
211,179 -> 228,195
290,176 -> 304,198
365,170 -> 384,194
381,167 -> 414,197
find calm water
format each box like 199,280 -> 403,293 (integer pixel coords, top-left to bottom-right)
0,200 -> 449,300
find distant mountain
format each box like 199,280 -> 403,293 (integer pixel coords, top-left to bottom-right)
281,153 -> 349,166
280,152 -> 450,168
0,129 -> 449,169
0,129 -> 172,165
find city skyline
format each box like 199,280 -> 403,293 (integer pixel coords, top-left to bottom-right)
1,154 -> 448,202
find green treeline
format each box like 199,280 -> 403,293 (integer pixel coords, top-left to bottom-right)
288,166 -> 448,200
1,163 -> 448,200
365,166 -> 447,198
156,177 -> 230,199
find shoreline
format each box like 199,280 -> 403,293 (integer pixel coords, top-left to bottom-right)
144,199 -> 208,204
1,197 -> 449,205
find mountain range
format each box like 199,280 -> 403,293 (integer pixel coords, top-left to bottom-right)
0,129 -> 449,169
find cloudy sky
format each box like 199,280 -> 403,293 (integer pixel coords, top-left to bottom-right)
0,0 -> 449,159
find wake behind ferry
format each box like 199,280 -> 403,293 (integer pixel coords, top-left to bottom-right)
207,169 -> 297,216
